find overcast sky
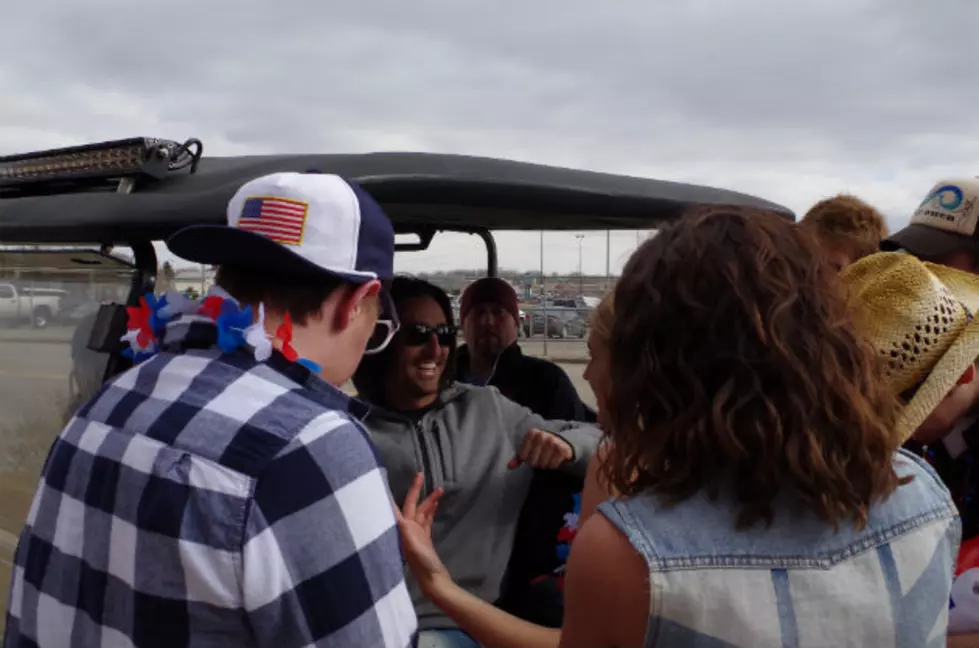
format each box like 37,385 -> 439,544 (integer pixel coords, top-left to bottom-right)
2,0 -> 976,274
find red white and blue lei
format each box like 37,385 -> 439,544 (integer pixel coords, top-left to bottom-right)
120,286 -> 321,373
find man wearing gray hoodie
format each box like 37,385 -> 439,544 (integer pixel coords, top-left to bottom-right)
353,277 -> 600,647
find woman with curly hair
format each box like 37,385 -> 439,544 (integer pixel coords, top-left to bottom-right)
398,209 -> 958,647
562,209 -> 956,647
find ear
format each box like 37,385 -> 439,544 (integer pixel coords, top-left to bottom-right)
959,364 -> 977,386
332,280 -> 381,331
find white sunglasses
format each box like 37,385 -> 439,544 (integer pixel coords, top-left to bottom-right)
363,290 -> 400,355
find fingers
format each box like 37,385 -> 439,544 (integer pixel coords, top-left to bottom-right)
399,474 -> 443,530
512,429 -> 573,470
509,432 -> 532,469
417,488 -> 444,527
509,432 -> 533,469
416,488 -> 442,518
525,429 -> 547,467
535,444 -> 560,469
401,473 -> 424,519
514,431 -> 535,467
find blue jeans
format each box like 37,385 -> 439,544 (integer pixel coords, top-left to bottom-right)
417,628 -> 480,648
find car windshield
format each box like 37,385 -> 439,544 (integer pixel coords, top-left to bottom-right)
0,250 -> 133,619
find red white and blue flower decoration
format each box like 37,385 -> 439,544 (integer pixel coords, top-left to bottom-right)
120,288 -> 320,373
950,536 -> 979,634
120,294 -> 167,363
549,492 -> 581,589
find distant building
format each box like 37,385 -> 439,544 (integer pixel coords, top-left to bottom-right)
169,266 -> 214,298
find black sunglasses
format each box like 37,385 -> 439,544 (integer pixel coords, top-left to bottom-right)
401,323 -> 457,347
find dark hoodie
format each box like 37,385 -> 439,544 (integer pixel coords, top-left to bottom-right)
456,343 -> 587,422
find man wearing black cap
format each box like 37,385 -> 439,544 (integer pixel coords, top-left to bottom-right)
885,178 -> 979,642
455,277 -> 590,627
4,172 -> 418,648
882,179 -> 979,440
882,178 -> 979,273
883,179 -> 979,446
456,277 -> 586,421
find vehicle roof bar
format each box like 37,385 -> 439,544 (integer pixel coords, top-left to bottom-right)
471,228 -> 498,277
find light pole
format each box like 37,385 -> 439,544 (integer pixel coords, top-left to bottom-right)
605,230 -> 611,291
575,234 -> 584,296
540,230 -> 547,355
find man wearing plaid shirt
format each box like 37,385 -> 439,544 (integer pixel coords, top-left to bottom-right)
4,172 -> 418,647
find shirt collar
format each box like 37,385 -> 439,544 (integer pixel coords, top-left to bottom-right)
159,290 -> 364,419
264,349 -> 367,419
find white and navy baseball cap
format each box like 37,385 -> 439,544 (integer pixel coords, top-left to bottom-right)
167,171 -> 395,283
882,178 -> 979,259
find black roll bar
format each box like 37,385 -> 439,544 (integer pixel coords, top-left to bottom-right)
99,241 -> 157,384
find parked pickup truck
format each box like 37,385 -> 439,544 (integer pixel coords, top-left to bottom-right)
0,283 -> 65,328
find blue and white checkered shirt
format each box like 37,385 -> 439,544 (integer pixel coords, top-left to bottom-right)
3,312 -> 418,648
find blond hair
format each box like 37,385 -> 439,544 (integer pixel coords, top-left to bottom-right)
591,292 -> 614,341
800,194 -> 888,261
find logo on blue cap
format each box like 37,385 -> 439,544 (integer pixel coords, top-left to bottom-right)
920,184 -> 965,211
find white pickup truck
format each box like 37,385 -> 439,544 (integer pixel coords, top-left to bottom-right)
0,283 -> 65,328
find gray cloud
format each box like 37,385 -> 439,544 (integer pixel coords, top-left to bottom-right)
2,0 -> 978,273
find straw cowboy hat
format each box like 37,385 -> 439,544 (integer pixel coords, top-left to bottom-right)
841,252 -> 979,442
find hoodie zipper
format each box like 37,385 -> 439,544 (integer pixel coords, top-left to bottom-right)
415,421 -> 435,494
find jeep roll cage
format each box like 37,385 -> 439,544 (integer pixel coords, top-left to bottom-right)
0,137 -> 795,381
0,136 -> 794,273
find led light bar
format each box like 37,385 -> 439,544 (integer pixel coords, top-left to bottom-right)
0,137 -> 199,189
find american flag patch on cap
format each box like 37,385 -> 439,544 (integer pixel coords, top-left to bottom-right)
238,196 -> 309,245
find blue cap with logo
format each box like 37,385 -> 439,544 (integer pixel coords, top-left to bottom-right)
882,178 -> 979,259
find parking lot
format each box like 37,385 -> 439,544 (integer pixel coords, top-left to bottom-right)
0,326 -> 594,485
0,326 -> 594,465
0,327 -> 592,400
0,324 -> 595,620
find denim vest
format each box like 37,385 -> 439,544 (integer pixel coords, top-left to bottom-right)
598,450 -> 960,648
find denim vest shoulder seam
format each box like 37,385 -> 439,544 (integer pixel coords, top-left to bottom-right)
599,497 -> 658,565
653,504 -> 956,571
612,499 -> 957,571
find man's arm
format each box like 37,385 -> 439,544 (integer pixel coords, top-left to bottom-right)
494,388 -> 600,478
241,412 -> 417,648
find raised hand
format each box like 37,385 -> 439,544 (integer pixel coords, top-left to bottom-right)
508,428 -> 574,470
394,473 -> 448,592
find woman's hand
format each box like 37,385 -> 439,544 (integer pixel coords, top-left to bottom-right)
394,473 -> 449,595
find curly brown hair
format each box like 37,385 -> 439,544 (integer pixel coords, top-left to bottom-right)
800,194 -> 888,261
604,208 -> 905,530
